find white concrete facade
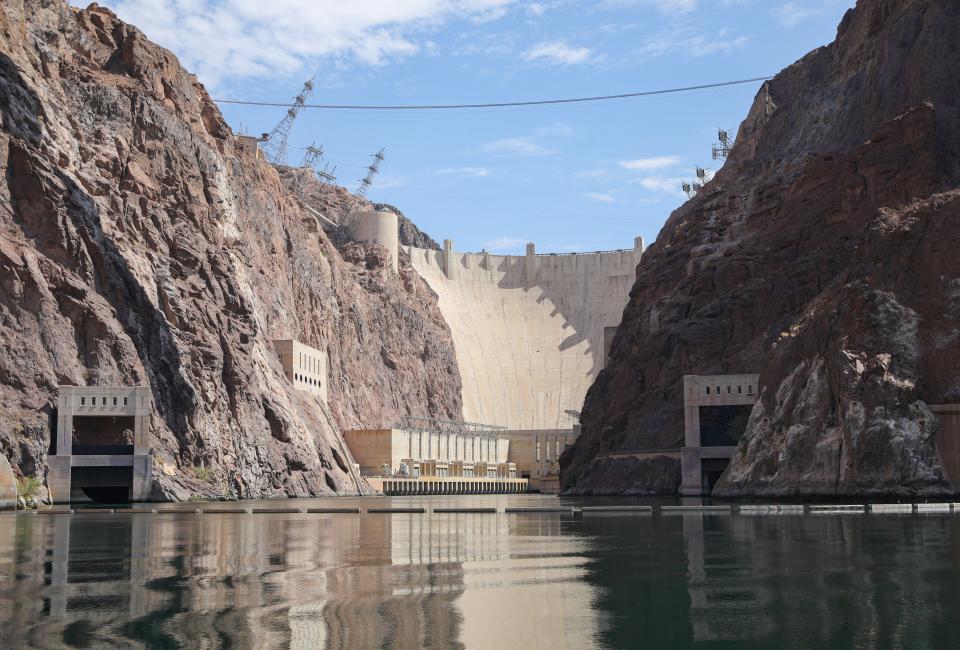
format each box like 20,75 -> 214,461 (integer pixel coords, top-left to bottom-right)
0,454 -> 15,510
409,238 -> 644,430
681,374 -> 759,496
49,386 -> 154,503
344,428 -> 509,477
352,208 -> 399,273
274,339 -> 328,402
503,428 -> 579,493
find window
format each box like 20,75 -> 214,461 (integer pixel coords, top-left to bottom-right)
727,386 -> 731,394
748,385 -> 753,394
80,397 -> 85,405
536,439 -> 541,463
113,397 -> 117,405
123,397 -> 128,405
738,386 -> 742,394
716,386 -> 720,395
706,387 -> 710,395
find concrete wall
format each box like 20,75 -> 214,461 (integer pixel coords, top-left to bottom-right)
353,209 -> 399,273
0,454 -> 15,510
930,405 -> 960,491
681,374 -> 759,496
409,239 -> 644,430
503,428 -> 578,491
50,386 -> 154,503
344,428 -> 509,476
274,339 -> 328,402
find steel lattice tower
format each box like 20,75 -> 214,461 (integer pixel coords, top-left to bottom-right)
712,128 -> 734,160
356,148 -> 385,197
260,77 -> 315,165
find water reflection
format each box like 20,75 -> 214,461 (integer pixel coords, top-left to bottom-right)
3,499 -> 960,648
0,499 -> 599,648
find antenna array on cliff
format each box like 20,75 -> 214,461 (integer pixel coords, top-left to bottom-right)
260,77 -> 315,165
712,128 -> 734,160
356,148 -> 385,197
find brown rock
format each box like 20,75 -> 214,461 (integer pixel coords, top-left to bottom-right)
564,0 -> 960,496
0,1 -> 462,499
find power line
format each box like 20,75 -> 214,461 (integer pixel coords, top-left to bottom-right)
214,76 -> 772,111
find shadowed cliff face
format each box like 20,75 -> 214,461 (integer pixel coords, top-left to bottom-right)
0,1 -> 462,499
563,0 -> 960,496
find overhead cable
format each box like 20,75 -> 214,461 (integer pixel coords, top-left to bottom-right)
213,76 -> 772,111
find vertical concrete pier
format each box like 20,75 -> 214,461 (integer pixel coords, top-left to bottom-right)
0,454 -> 15,510
680,375 -> 759,496
48,386 -> 153,503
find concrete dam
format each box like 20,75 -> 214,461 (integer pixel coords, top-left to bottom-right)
408,238 -> 645,430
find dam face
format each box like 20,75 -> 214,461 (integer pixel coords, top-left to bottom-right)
409,240 -> 644,430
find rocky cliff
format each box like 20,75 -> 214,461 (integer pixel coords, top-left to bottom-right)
0,1 -> 462,499
563,0 -> 960,497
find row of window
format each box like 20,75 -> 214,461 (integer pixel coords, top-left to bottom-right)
409,433 -> 496,462
295,373 -> 321,388
535,437 -> 567,463
297,351 -> 324,375
79,396 -> 128,406
705,384 -> 753,396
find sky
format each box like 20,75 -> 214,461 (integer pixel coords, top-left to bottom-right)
96,0 -> 855,254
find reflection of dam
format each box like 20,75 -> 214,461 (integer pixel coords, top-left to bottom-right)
2,508 -> 598,648
409,239 -> 644,430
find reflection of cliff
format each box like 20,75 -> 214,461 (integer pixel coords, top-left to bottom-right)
410,242 -> 643,430
578,512 -> 960,647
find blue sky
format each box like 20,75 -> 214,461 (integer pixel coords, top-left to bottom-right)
99,0 -> 854,253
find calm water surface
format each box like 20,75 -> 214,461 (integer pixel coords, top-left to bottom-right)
2,495 -> 959,649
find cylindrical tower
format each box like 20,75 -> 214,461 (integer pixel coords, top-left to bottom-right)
352,208 -> 399,272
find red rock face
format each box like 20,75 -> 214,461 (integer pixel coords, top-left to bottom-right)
0,1 -> 461,499
563,0 -> 960,496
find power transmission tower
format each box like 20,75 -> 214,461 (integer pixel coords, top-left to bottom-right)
712,128 -> 734,160
356,148 -> 385,197
290,143 -> 324,197
260,77 -> 315,165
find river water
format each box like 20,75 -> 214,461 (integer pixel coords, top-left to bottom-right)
1,495 -> 959,649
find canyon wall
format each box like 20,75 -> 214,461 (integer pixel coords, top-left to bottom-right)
0,1 -> 462,499
563,0 -> 960,496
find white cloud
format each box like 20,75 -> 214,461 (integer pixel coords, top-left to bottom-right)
484,236 -> 529,251
480,137 -> 551,156
101,0 -> 519,86
521,40 -> 593,65
635,175 -> 686,197
575,169 -> 611,181
585,192 -> 615,203
774,2 -> 818,27
433,166 -> 493,177
478,121 -> 572,156
619,156 -> 681,171
526,2 -> 546,17
371,174 -> 407,190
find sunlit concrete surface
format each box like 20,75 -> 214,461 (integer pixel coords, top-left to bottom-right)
0,454 -> 15,510
274,339 -> 328,402
48,386 -> 153,503
409,239 -> 644,430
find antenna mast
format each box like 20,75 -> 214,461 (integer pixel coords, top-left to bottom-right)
712,128 -> 734,160
260,77 -> 315,165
